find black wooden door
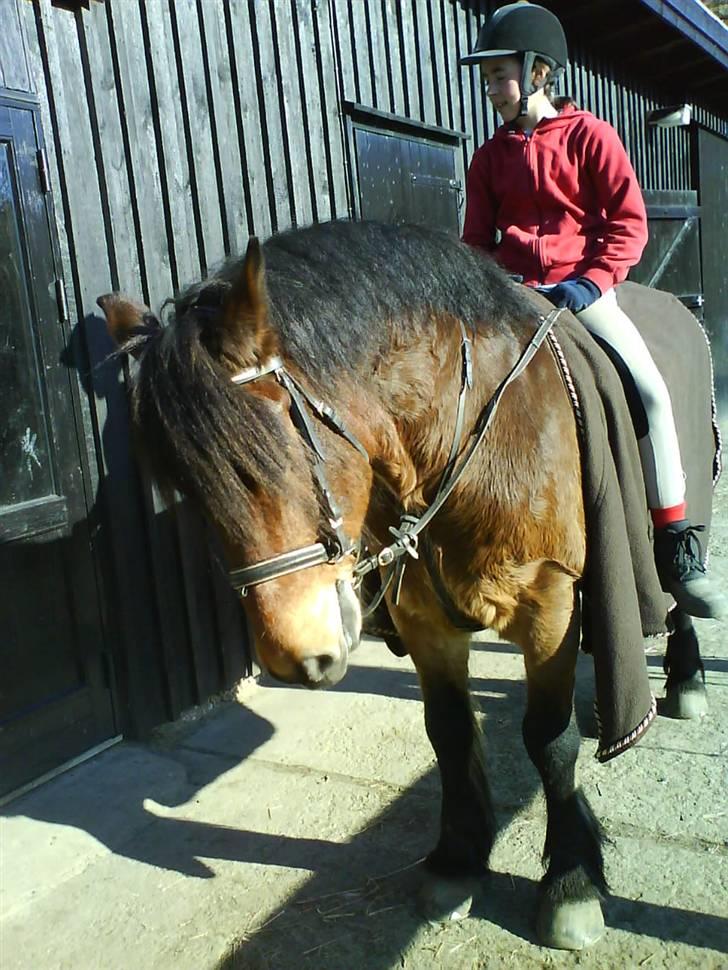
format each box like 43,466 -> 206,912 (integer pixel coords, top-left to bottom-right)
0,98 -> 117,799
353,126 -> 461,231
345,105 -> 464,233
695,127 -> 728,406
630,189 -> 703,318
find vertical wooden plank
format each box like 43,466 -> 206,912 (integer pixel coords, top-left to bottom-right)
314,0 -> 349,220
597,57 -> 608,121
680,126 -> 691,190
472,3 -> 487,146
414,0 -> 437,126
348,0 -> 372,107
207,530 -> 249,687
331,0 -> 356,104
198,0 -> 250,255
225,0 -> 272,239
272,0 -> 313,228
0,0 -> 32,91
632,84 -> 645,186
429,0 -> 448,129
620,81 -> 633,163
78,1 -> 141,296
569,50 -> 582,107
440,0 -> 467,232
294,0 -> 333,222
652,99 -> 662,191
173,502 -> 222,705
444,0 -> 464,132
577,59 -> 588,110
136,486 -> 198,721
585,52 -> 597,117
106,0 -> 173,309
605,61 -> 619,129
453,0 -> 475,176
643,91 -> 654,190
168,0 -> 226,271
439,0 -> 455,131
669,129 -> 678,191
382,0 -> 405,116
633,86 -> 647,188
586,51 -> 598,117
658,104 -> 668,190
366,0 -> 391,113
398,0 -> 421,121
252,0 -> 293,231
139,0 -> 199,291
461,2 -> 482,152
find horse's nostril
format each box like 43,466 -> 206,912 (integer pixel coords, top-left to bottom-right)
300,654 -> 335,682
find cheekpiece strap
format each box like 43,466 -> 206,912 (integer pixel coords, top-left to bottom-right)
231,356 -> 283,385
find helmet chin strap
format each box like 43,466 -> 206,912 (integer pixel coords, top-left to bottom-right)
519,51 -> 537,117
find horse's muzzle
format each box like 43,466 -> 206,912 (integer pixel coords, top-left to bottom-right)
298,579 -> 360,689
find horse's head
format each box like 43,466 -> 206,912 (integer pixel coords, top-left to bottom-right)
99,239 -> 374,689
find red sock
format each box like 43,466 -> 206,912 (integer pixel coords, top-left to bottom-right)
651,502 -> 687,529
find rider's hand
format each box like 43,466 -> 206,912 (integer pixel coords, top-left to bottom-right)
535,278 -> 602,313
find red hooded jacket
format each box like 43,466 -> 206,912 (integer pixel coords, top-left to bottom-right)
462,104 -> 648,294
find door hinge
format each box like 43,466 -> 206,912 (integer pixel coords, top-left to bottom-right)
37,148 -> 51,194
55,277 -> 69,322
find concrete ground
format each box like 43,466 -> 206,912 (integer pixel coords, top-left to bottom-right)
2,488 -> 727,970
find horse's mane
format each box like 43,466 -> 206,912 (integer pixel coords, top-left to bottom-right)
177,220 -> 532,379
127,222 -> 536,541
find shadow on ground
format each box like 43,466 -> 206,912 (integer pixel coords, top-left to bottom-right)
216,649 -> 724,969
6,637 -> 724,969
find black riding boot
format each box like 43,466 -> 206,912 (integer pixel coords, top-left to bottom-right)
654,521 -> 727,620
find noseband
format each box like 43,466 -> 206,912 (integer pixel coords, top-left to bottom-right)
228,309 -> 563,606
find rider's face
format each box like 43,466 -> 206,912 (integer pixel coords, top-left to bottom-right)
480,56 -> 523,122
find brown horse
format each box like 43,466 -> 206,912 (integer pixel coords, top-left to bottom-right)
101,220 -> 644,949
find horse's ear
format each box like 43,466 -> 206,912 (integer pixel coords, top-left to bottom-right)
221,237 -> 277,360
97,293 -> 161,352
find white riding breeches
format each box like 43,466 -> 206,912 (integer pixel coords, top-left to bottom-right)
576,288 -> 686,511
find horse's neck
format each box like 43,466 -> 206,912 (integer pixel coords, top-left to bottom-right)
369,321 -> 520,506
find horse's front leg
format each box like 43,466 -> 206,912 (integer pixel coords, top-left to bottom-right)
506,568 -> 607,950
401,622 -> 495,922
661,608 -> 708,719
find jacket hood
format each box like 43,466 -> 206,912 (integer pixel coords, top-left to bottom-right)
493,102 -> 591,138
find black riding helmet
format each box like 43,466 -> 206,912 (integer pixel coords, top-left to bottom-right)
460,2 -> 568,116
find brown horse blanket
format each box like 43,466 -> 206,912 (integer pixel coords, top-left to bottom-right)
534,282 -> 720,761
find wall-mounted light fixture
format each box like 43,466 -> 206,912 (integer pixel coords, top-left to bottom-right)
646,104 -> 692,127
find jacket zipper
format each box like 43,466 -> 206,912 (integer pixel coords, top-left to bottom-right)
523,132 -> 547,281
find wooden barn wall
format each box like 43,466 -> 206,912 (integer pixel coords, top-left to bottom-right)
4,0 -> 728,735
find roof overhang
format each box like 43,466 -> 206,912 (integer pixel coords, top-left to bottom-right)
546,0 -> 728,117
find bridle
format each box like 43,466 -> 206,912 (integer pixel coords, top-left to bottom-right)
228,355 -> 365,594
228,309 -> 563,612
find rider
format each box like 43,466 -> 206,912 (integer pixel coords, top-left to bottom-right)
460,1 -> 725,620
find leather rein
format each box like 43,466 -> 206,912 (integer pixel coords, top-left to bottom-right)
228,309 -> 563,612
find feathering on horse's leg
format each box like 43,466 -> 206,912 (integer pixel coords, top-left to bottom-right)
508,566 -> 606,949
661,608 -> 708,719
400,621 -> 494,922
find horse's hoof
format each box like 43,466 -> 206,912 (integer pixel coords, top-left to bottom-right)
418,874 -> 480,924
536,897 -> 605,950
662,679 -> 708,720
